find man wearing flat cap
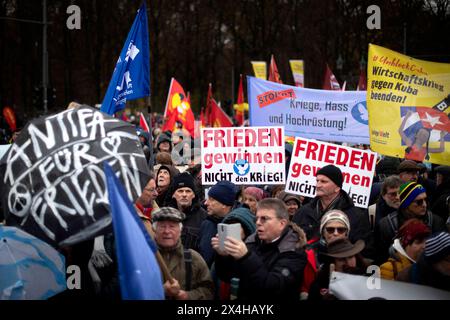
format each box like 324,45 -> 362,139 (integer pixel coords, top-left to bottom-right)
397,160 -> 436,203
292,164 -> 374,258
152,207 -> 214,300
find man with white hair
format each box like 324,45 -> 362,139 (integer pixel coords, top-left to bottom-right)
153,207 -> 214,300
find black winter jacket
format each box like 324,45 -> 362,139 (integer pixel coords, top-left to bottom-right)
214,225 -> 307,301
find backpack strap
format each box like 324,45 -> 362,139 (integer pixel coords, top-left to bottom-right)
387,212 -> 399,239
184,249 -> 192,291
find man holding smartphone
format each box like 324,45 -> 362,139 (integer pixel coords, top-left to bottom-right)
212,198 -> 307,300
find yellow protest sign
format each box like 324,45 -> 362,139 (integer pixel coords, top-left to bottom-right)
251,61 -> 267,80
289,60 -> 304,87
367,44 -> 450,165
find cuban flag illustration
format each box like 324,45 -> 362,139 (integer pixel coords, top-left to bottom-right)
400,106 -> 450,146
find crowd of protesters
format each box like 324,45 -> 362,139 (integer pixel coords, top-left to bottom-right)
1,108 -> 449,300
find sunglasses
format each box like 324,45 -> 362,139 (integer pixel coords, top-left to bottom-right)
325,227 -> 348,234
412,198 -> 427,206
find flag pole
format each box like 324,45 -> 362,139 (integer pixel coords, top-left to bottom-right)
147,97 -> 154,171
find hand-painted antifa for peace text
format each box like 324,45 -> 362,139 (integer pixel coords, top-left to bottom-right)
3,108 -> 145,242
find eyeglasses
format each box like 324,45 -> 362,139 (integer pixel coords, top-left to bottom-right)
256,216 -> 275,224
412,198 -> 427,206
145,188 -> 158,194
386,191 -> 399,198
325,227 -> 348,234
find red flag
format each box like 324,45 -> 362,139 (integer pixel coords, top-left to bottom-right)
162,78 -> 195,137
209,99 -> 233,127
322,64 -> 341,90
3,106 -> 16,132
357,67 -> 367,91
234,75 -> 245,125
268,55 -> 283,84
139,113 -> 150,132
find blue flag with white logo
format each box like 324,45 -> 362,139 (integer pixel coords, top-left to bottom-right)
104,162 -> 164,300
100,2 -> 150,115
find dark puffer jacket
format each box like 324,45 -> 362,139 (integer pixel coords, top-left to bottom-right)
214,223 -> 307,301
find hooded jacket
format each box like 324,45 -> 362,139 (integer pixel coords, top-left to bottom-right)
380,239 -> 414,280
376,210 -> 446,264
214,223 -> 307,301
155,165 -> 180,207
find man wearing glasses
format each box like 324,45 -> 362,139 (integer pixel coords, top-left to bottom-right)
211,198 -> 307,300
376,182 -> 446,264
368,175 -> 403,231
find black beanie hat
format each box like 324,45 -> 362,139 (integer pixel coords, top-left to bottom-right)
172,172 -> 197,194
316,165 -> 343,188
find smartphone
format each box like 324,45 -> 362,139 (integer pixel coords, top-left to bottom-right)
218,223 -> 241,251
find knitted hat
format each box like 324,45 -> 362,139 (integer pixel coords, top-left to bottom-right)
222,207 -> 256,238
172,172 -> 196,194
320,210 -> 351,235
208,181 -> 237,206
316,165 -> 343,188
424,232 -> 450,263
243,187 -> 264,201
399,182 -> 426,209
397,218 -> 431,248
152,207 -> 186,222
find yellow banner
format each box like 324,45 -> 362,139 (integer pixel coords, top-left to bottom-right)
251,61 -> 267,80
367,44 -> 450,165
289,60 -> 304,87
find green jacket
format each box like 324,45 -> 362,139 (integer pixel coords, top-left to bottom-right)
159,241 -> 214,300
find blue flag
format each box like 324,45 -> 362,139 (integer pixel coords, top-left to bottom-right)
104,162 -> 164,300
100,2 -> 150,115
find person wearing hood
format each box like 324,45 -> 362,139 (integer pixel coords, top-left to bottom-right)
165,172 -> 207,251
292,165 -> 374,258
397,232 -> 450,291
155,164 -> 180,207
155,131 -> 172,159
380,218 -> 431,280
212,198 -> 307,300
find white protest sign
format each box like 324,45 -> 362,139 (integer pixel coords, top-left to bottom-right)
201,126 -> 285,185
286,137 -> 377,208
